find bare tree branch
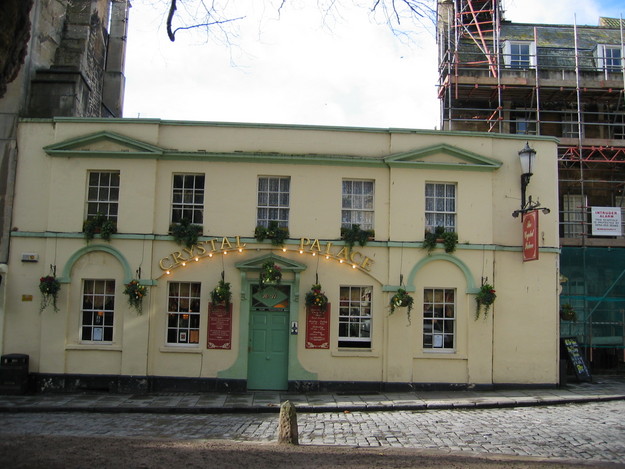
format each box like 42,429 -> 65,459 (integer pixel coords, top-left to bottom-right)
170,16 -> 245,40
162,0 -> 435,44
167,0 -> 177,41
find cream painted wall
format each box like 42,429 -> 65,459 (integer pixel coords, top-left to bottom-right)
3,119 -> 560,387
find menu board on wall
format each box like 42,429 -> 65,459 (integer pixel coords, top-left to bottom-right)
207,303 -> 232,349
305,303 -> 331,349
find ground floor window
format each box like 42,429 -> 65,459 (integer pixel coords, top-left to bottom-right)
423,288 -> 455,350
167,282 -> 201,344
81,279 -> 115,342
338,286 -> 372,348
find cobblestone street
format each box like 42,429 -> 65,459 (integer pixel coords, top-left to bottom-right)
2,400 -> 624,465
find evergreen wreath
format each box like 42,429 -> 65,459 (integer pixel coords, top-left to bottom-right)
259,260 -> 282,286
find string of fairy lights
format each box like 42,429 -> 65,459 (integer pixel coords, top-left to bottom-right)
159,243 -> 370,279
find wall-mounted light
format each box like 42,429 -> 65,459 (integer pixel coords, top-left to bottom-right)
512,142 -> 551,218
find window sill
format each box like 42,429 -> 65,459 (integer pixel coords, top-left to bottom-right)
159,346 -> 202,354
66,344 -> 122,352
415,350 -> 467,359
332,349 -> 379,358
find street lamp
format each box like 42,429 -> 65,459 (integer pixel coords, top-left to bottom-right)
519,141 -> 535,209
512,142 -> 551,218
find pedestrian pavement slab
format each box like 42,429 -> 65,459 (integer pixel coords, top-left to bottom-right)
0,375 -> 623,414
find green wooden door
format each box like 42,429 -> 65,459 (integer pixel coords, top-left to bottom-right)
247,285 -> 290,390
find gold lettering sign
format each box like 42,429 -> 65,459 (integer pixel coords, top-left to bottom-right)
159,236 -> 373,272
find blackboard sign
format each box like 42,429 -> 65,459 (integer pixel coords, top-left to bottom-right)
561,337 -> 592,382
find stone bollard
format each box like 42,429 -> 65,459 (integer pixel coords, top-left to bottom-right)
277,400 -> 299,445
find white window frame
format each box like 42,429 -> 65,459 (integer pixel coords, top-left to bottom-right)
257,176 -> 290,228
171,174 -> 205,225
338,286 -> 372,349
503,40 -> 536,69
562,110 -> 582,139
167,282 -> 201,346
425,182 -> 456,232
562,194 -> 587,238
341,179 -> 375,231
86,171 -> 119,221
596,44 -> 623,72
423,288 -> 455,351
81,279 -> 116,343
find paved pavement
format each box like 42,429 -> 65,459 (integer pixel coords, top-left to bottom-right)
0,375 -> 624,413
1,376 -> 625,465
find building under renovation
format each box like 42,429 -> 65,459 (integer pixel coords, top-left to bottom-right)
437,0 -> 625,371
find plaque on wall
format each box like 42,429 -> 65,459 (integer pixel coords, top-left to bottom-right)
207,302 -> 232,349
305,303 -> 330,349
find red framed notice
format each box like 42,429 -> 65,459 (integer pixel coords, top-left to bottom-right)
305,303 -> 330,349
523,210 -> 539,262
207,302 -> 232,349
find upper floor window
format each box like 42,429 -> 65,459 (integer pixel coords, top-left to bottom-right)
612,113 -> 625,140
338,286 -> 372,349
423,288 -> 455,350
86,171 -> 119,220
425,182 -> 456,232
596,45 -> 623,72
342,180 -> 374,230
257,176 -> 290,228
562,110 -> 582,139
514,118 -> 537,135
503,41 -> 536,69
167,282 -> 201,345
81,279 -> 115,342
172,174 -> 204,224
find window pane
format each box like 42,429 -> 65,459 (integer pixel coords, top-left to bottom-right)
86,171 -> 119,221
425,182 -> 456,232
338,286 -> 372,348
342,180 -> 374,231
423,288 -> 455,350
257,176 -> 290,226
81,279 -> 115,343
167,282 -> 201,345
171,174 -> 204,224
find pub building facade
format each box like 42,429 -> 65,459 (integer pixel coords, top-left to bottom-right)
0,118 -> 560,392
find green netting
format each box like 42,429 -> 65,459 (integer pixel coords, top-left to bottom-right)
560,247 -> 625,349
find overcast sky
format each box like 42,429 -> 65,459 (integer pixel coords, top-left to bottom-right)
123,0 -> 624,130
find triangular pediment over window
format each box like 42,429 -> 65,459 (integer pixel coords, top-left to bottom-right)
235,253 -> 307,273
43,131 -> 164,158
384,144 -> 502,172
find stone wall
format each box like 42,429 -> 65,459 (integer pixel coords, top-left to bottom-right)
0,0 -> 128,263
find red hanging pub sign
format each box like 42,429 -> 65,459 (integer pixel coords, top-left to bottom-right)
522,210 -> 539,262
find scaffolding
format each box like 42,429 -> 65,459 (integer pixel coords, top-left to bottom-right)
437,0 -> 625,368
437,0 -> 625,239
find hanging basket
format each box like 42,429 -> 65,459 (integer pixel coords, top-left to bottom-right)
389,288 -> 414,323
124,279 -> 148,315
39,275 -> 61,313
560,303 -> 577,322
210,279 -> 232,305
475,284 -> 496,319
305,284 -> 328,309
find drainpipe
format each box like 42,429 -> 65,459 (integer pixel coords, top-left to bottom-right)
0,263 -> 8,354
